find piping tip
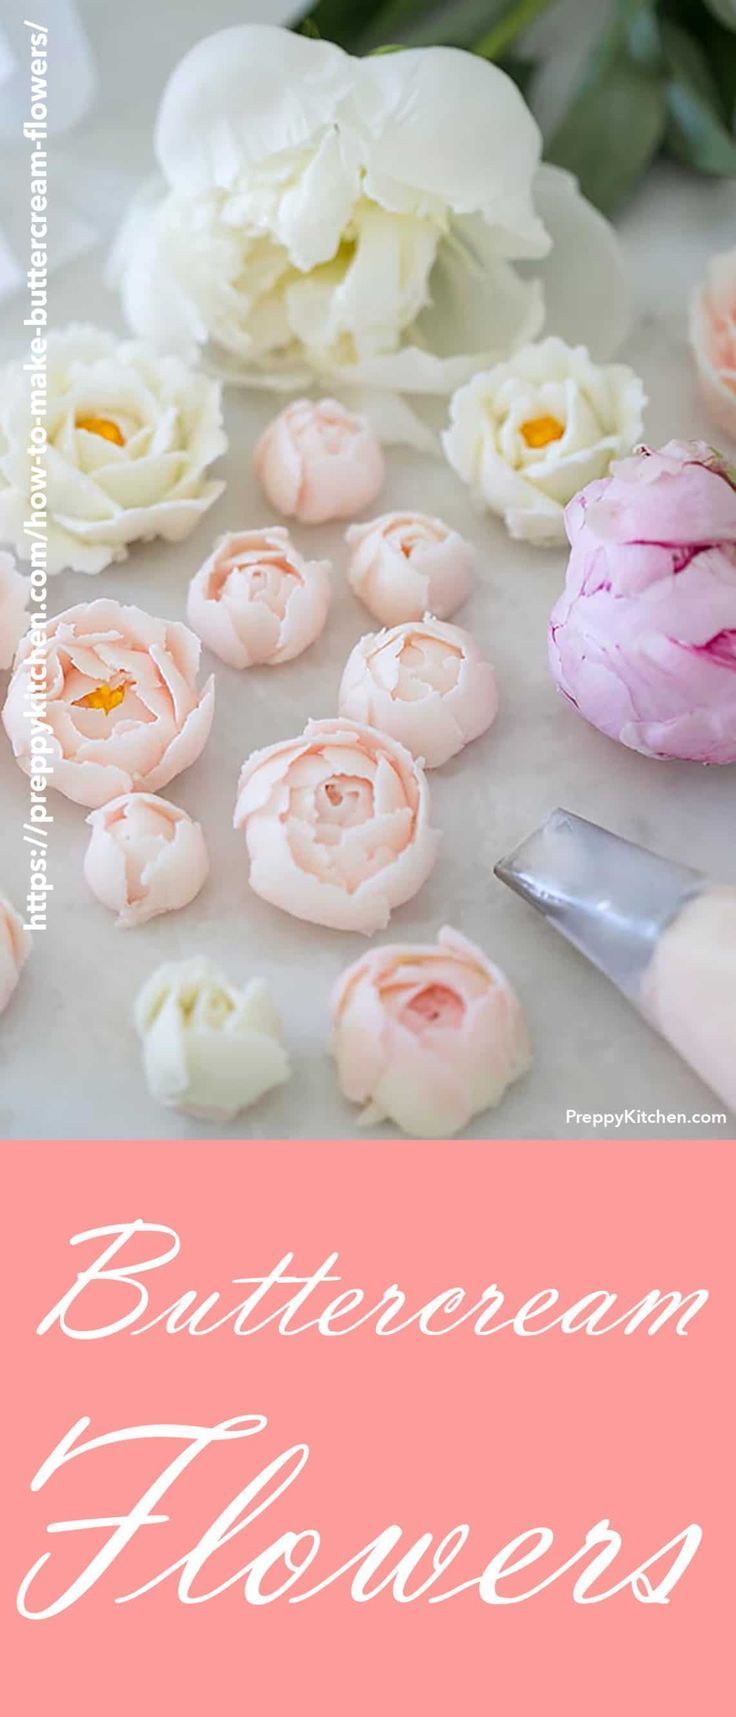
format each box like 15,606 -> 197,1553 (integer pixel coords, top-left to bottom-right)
494,809 -> 706,1001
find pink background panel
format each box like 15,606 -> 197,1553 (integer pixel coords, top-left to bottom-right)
2,1139 -> 734,1715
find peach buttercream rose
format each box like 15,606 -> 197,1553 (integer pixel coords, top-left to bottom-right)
346,511 -> 474,626
253,398 -> 384,523
0,891 -> 30,1016
187,527 -> 331,668
338,615 -> 498,768
233,717 -> 439,933
2,599 -> 214,809
690,249 -> 736,441
331,926 -> 531,1137
0,551 -> 29,670
84,793 -> 209,927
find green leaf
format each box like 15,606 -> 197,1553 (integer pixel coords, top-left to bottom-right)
547,51 -> 667,212
473,0 -> 560,59
702,0 -> 736,30
663,20 -> 736,171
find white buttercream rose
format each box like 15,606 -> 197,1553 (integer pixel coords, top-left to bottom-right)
111,26 -> 629,399
0,325 -> 226,575
135,956 -> 291,1122
0,890 -> 30,1017
443,337 -> 646,545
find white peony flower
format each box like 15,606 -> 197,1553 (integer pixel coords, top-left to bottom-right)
442,337 -> 646,545
135,955 -> 291,1122
0,324 -> 227,575
110,26 -> 629,400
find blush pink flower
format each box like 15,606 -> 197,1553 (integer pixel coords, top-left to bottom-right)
233,717 -> 439,933
2,598 -> 215,808
690,248 -> 736,441
548,440 -> 736,763
0,551 -> 29,670
338,615 -> 498,768
346,511 -> 474,626
253,397 -> 384,524
0,891 -> 30,1016
331,926 -> 531,1137
84,792 -> 209,927
186,527 -> 331,668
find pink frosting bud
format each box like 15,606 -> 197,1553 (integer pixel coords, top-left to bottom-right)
0,892 -> 30,1015
2,598 -> 215,808
187,527 -> 331,668
346,511 -> 474,626
549,441 -> 736,763
332,926 -> 531,1137
253,398 -> 385,524
0,551 -> 30,670
690,248 -> 736,441
339,615 -> 498,768
234,717 -> 439,934
84,793 -> 209,927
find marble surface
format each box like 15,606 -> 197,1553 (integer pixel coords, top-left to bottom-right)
0,160 -> 735,1142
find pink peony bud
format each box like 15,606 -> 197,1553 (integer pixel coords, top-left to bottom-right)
690,248 -> 736,442
549,440 -> 736,763
84,793 -> 209,927
253,398 -> 384,524
187,527 -> 331,668
338,615 -> 498,768
331,926 -> 531,1136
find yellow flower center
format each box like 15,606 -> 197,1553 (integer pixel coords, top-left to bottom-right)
76,414 -> 126,447
76,681 -> 128,715
520,414 -> 565,449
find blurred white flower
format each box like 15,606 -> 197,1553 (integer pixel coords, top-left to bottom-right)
111,25 -> 629,399
0,325 -> 226,575
443,337 -> 646,545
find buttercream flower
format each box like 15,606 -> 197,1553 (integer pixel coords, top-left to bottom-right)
0,891 -> 30,1016
338,616 -> 498,768
84,793 -> 209,927
253,398 -> 384,524
0,325 -> 226,575
135,955 -> 290,1121
3,598 -> 215,807
548,441 -> 736,763
111,25 -> 628,399
233,717 -> 439,933
0,550 -> 29,669
187,526 -> 331,668
690,248 -> 736,441
332,926 -> 530,1137
443,337 -> 646,545
346,512 -> 474,626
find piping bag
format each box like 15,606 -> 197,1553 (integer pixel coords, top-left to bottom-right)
495,809 -> 736,1114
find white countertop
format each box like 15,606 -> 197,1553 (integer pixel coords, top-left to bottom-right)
1,154 -> 735,1142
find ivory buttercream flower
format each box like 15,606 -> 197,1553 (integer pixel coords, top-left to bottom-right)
111,25 -> 628,398
135,955 -> 291,1121
338,616 -> 498,768
690,248 -> 736,441
84,793 -> 209,927
0,550 -> 29,669
187,527 -> 331,668
346,512 -> 474,626
548,441 -> 736,763
233,717 -> 439,933
0,325 -> 226,575
254,398 -> 384,523
2,598 -> 215,807
0,891 -> 30,1016
443,337 -> 646,545
331,926 -> 531,1136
